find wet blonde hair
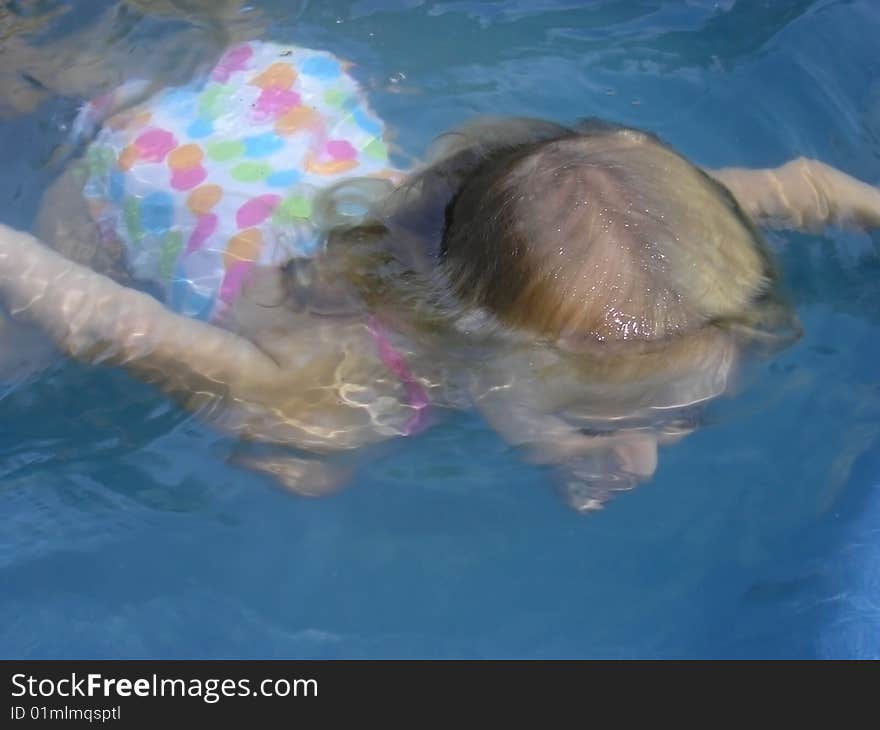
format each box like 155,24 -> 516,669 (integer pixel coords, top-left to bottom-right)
310,118 -> 797,374
440,123 -> 774,342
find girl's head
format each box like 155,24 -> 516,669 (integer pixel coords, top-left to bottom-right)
438,121 -> 775,346
321,118 -> 797,369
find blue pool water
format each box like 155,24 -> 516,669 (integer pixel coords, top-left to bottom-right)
1,0 -> 879,659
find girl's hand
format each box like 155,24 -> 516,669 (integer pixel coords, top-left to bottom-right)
710,158 -> 880,231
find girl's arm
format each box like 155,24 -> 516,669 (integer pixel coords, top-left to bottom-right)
709,158 -> 880,231
0,224 -> 280,399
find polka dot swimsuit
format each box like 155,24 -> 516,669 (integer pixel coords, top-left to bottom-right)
80,42 -> 399,321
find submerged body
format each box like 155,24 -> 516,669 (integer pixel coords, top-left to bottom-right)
2,40 -> 880,509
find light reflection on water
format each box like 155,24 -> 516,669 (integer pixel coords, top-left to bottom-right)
0,0 -> 879,658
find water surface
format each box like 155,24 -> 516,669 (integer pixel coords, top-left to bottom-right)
1,0 -> 879,658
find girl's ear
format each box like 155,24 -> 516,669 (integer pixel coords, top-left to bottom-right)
229,255 -> 367,329
237,264 -> 290,308
302,256 -> 367,317
221,264 -> 300,333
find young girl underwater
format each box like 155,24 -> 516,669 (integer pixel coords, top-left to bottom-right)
1,40 -> 879,511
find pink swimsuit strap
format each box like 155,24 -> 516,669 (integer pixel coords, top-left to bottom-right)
366,316 -> 430,436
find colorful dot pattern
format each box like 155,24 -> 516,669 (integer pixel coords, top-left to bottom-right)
80,42 -> 400,320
